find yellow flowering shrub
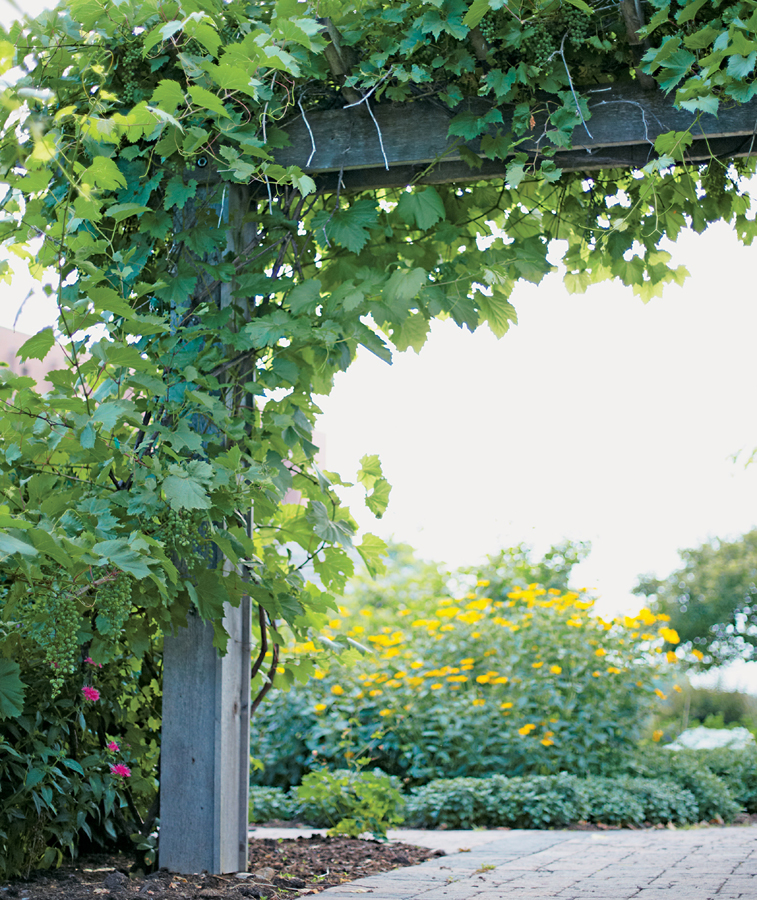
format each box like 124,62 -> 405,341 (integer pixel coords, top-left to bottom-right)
251,574 -> 697,785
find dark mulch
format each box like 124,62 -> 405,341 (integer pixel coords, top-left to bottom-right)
1,836 -> 444,900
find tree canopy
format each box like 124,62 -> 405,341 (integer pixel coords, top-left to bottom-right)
1,0 -> 757,715
635,531 -> 757,668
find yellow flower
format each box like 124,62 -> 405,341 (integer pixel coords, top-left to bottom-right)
472,632 -> 482,639
658,626 -> 680,644
465,599 -> 490,611
447,675 -> 468,683
638,607 -> 657,626
369,689 -> 383,697
379,709 -> 393,717
329,618 -> 342,629
430,683 -> 443,690
406,677 -> 424,687
607,666 -> 621,674
692,649 -> 704,661
592,671 -> 601,678
491,676 -> 509,684
471,698 -> 485,707
477,579 -> 490,587
465,592 -> 477,600
440,624 -> 455,632
673,684 -> 682,693
550,665 -> 562,675
652,729 -> 664,742
595,648 -> 607,657
410,661 -> 424,669
460,658 -> 475,665
457,610 -> 484,625
666,651 -> 678,663
518,723 -> 537,736
500,702 -> 513,709
540,738 -> 555,747
532,661 -> 544,669
385,679 -> 402,688
314,668 -> 326,680
483,648 -> 497,657
331,685 -> 344,696
654,688 -> 667,700
314,704 -> 327,713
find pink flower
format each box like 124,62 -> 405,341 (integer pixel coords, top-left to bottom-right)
82,686 -> 100,702
84,657 -> 103,668
110,763 -> 131,778
107,741 -> 119,752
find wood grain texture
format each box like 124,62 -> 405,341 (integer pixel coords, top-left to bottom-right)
270,83 -> 757,189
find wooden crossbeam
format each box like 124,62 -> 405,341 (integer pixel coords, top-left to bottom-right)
273,83 -> 757,191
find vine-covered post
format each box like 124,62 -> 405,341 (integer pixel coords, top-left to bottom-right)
160,184 -> 256,874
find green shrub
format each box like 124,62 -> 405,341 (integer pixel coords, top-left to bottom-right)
614,777 -> 699,824
691,746 -> 757,813
294,769 -> 405,839
404,774 -> 588,829
0,650 -> 161,879
252,585 -> 685,786
626,748 -> 741,822
404,773 -> 707,829
248,786 -> 296,823
402,777 -> 501,829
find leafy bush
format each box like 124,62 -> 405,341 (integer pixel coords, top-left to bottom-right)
0,650 -> 161,878
403,773 -> 706,829
294,769 -> 404,839
625,748 -> 741,822
680,746 -> 757,813
252,578 -> 689,786
248,786 -> 295,823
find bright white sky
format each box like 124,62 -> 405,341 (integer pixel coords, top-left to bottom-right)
3,0 -> 757,690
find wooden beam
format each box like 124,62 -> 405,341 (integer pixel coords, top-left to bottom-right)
272,83 -> 757,191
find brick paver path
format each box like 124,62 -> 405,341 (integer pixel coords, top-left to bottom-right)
311,827 -> 757,900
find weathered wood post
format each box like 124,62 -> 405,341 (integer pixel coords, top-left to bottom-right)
159,184 -> 255,874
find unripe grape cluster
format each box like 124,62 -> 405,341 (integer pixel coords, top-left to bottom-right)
119,40 -> 144,106
95,574 -> 133,638
39,588 -> 81,696
479,10 -> 507,43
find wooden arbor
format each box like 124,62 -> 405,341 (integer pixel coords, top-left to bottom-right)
159,82 -> 757,875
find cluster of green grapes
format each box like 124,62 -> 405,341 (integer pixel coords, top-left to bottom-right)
479,10 -> 509,43
119,40 -> 145,106
220,22 -> 240,44
563,4 -> 593,48
95,574 -> 133,638
162,508 -> 203,558
39,588 -> 81,695
481,4 -> 593,69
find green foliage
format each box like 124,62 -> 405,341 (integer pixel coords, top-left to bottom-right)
693,746 -> 757,812
2,0 -> 757,867
403,773 -> 702,829
625,747 -> 742,822
248,786 -> 296,823
0,649 -> 160,877
295,769 -> 405,839
635,530 -> 757,667
251,546 -> 686,786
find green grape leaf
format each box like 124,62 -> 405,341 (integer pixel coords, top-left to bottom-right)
397,187 -> 446,231
17,327 -> 55,362
188,84 -> 230,119
462,0 -> 493,29
0,659 -> 25,721
306,501 -> 355,548
312,199 -> 379,253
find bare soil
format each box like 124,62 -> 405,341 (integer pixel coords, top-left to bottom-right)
1,835 -> 444,900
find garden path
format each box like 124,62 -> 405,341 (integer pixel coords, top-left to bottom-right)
251,825 -> 757,900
